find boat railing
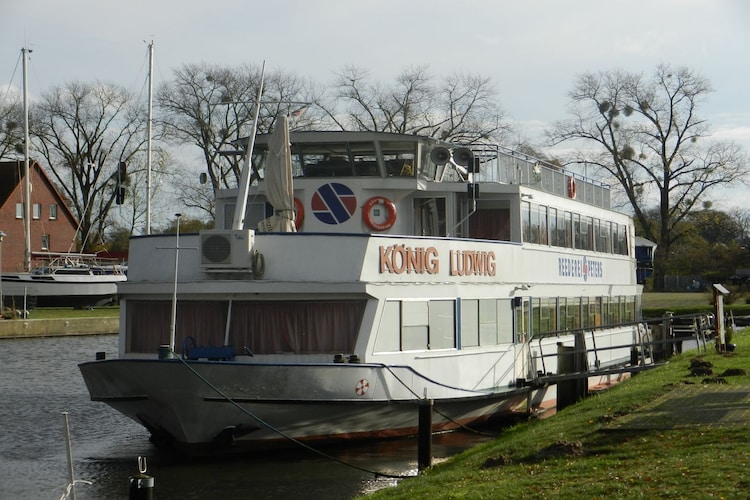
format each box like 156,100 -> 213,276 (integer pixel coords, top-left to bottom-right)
527,313 -> 716,386
470,143 -> 612,209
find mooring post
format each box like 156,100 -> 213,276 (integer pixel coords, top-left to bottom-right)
129,456 -> 154,500
418,398 -> 433,471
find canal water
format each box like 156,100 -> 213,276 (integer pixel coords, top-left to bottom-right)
0,335 -> 496,499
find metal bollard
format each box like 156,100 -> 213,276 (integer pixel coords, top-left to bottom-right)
129,456 -> 154,500
417,398 -> 433,471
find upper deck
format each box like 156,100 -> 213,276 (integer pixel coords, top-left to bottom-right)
214,132 -> 626,251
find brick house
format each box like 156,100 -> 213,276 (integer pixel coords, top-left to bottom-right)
0,160 -> 79,272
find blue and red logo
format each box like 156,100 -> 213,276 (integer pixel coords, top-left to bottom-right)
311,183 -> 357,225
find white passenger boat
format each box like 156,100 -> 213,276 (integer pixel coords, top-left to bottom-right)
79,116 -> 643,454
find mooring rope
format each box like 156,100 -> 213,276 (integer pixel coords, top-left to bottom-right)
174,354 -> 415,480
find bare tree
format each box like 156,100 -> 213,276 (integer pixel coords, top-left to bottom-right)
0,91 -> 23,159
157,62 -> 324,205
548,65 -> 748,290
30,81 -> 148,252
323,64 -> 511,143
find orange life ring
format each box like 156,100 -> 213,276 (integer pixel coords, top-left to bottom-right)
362,196 -> 397,232
293,197 -> 304,230
567,176 -> 577,199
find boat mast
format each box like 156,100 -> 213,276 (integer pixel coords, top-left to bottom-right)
231,61 -> 265,231
22,47 -> 31,272
146,40 -> 154,235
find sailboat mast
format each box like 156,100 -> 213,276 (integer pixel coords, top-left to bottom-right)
146,41 -> 154,235
22,47 -> 31,272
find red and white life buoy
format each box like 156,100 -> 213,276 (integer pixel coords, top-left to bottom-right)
362,196 -> 397,232
293,197 -> 304,230
567,176 -> 577,199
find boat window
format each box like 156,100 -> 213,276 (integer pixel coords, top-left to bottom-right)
563,211 -> 573,248
296,142 -> 381,177
468,208 -> 511,241
414,198 -> 446,237
521,201 -> 531,242
401,300 -> 429,350
429,300 -> 455,349
460,298 -> 513,347
397,299 -> 457,351
460,299 -> 479,347
125,299 -> 364,354
379,140 -> 417,177
549,208 -> 558,246
374,301 -> 402,352
538,205 -> 549,245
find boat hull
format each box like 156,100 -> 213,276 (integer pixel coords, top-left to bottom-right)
1,274 -> 122,308
79,358 -> 529,455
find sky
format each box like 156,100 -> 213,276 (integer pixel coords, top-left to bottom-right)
2,0 -> 749,210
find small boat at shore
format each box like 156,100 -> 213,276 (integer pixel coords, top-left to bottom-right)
1,252 -> 126,309
80,113 -> 644,455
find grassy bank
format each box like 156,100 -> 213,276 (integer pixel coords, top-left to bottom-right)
365,333 -> 750,499
17,306 -> 120,320
642,291 -> 750,318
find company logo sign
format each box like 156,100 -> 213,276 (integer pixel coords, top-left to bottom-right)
311,183 -> 357,224
558,255 -> 603,281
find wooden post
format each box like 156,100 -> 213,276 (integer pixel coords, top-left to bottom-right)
418,399 -> 433,471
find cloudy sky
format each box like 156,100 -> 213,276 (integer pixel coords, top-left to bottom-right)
2,0 -> 749,207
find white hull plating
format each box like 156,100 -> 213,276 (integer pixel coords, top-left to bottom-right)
80,358 -> 529,453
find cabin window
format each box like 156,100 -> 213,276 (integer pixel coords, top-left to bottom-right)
49,204 -> 57,220
563,211 -> 573,248
549,208 -> 558,246
538,205 -> 549,245
125,299 -> 364,354
375,301 -> 402,352
572,213 -> 581,249
429,300 -> 456,349
401,300 -> 430,350
531,297 -> 557,335
468,208 -> 511,241
521,201 -> 530,242
462,298 -> 513,345
380,140 -> 417,177
460,299 -> 479,347
414,198 -> 446,237
600,221 -> 612,253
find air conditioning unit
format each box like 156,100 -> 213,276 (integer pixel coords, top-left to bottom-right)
200,229 -> 254,270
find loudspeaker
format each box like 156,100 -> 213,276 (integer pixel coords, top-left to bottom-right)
453,147 -> 474,167
430,147 -> 451,165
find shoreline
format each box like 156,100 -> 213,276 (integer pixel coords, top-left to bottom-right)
0,317 -> 118,339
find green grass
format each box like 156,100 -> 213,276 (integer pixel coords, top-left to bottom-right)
23,306 -> 120,319
364,332 -> 750,499
642,291 -> 713,309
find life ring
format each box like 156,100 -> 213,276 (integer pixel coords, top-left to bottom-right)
293,197 -> 304,230
567,176 -> 577,199
362,196 -> 397,232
